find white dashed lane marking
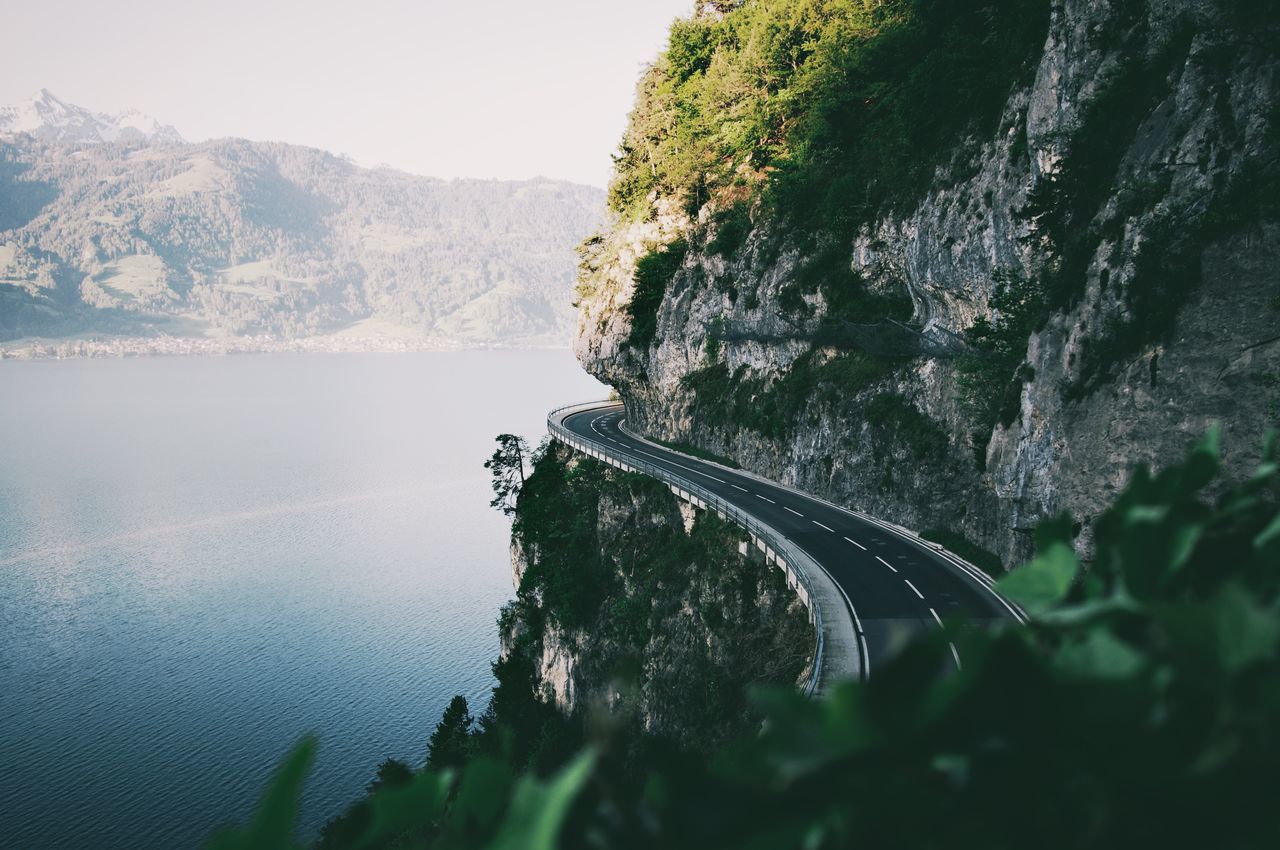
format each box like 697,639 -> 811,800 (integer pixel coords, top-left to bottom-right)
566,409 -> 1013,660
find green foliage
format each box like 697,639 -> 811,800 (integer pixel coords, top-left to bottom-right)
681,349 -> 898,440
483,753 -> 596,850
956,269 -> 1045,448
997,536 -> 1078,616
218,430 -> 1280,849
610,0 -> 1050,237
706,204 -> 752,258
207,736 -> 315,850
315,759 -> 421,850
511,443 -> 812,721
626,238 -> 688,349
792,242 -> 913,324
920,527 -> 1005,578
368,760 -> 413,792
484,435 -> 528,516
474,638 -> 577,776
864,392 -> 948,462
510,451 -> 618,631
426,696 -> 475,771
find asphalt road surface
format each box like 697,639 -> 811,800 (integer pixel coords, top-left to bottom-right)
561,403 -> 1022,675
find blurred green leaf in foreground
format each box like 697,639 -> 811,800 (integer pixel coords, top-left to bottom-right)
212,429 -> 1279,849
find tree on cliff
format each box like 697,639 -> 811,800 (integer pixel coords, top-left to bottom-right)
426,695 -> 474,770
313,758 -> 412,849
484,434 -> 528,516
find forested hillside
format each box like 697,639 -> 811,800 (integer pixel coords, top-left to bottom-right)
0,132 -> 603,348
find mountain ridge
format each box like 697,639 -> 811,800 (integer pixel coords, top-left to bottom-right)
0,89 -> 184,145
0,92 -> 605,352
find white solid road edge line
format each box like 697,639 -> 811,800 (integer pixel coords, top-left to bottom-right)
627,445 -> 721,483
813,552 -> 871,682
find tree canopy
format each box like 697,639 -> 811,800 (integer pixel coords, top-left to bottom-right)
609,0 -> 1050,237
426,696 -> 475,771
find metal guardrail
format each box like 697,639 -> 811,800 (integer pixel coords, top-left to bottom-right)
547,400 -> 828,698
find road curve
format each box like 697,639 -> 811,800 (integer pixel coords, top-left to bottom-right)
554,402 -> 1023,681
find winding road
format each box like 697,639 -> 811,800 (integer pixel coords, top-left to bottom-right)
554,402 -> 1023,682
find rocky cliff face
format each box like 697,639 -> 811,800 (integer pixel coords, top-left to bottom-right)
575,0 -> 1279,566
502,444 -> 812,750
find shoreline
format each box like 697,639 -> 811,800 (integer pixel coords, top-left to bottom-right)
0,335 -> 572,360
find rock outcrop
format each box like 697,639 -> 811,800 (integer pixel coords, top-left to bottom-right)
501,444 -> 812,750
574,0 -> 1279,566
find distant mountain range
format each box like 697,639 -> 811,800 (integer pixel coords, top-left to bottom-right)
0,89 -> 184,146
0,91 -> 604,350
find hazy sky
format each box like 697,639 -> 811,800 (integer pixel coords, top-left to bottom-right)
2,0 -> 693,187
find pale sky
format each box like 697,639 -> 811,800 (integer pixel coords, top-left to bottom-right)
1,0 -> 693,187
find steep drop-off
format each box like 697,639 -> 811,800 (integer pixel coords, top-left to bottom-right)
575,0 -> 1279,566
500,443 -> 812,752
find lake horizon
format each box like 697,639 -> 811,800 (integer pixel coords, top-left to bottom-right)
0,350 -> 605,849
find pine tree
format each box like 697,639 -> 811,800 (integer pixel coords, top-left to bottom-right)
483,435 -> 527,516
425,695 -> 474,770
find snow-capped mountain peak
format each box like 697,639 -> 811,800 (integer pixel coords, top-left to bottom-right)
0,89 -> 184,145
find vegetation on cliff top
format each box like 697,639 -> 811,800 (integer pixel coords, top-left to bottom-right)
609,0 -> 1050,235
625,237 -> 688,349
211,429 -> 1280,849
511,443 -> 810,719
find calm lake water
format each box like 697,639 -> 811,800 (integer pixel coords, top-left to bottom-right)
0,351 -> 604,849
